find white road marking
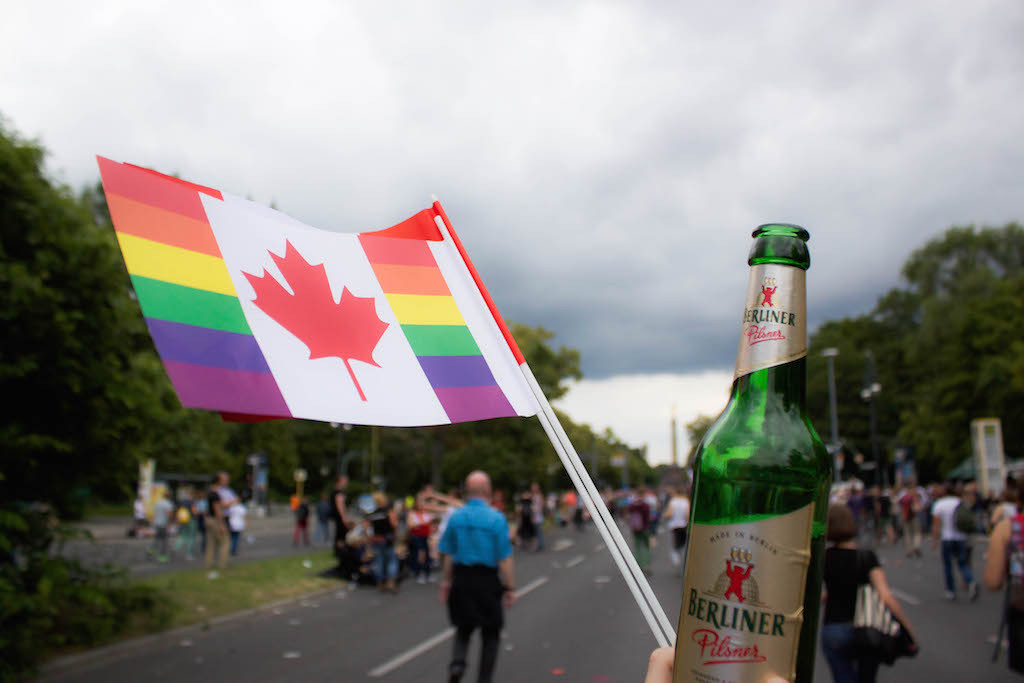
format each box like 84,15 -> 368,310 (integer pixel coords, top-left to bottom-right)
565,555 -> 585,568
890,588 -> 921,606
368,627 -> 456,677
552,539 -> 575,552
368,576 -> 550,678
516,576 -> 549,598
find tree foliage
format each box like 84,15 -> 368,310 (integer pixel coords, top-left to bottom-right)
684,414 -> 716,466
0,505 -> 168,679
807,223 -> 1024,481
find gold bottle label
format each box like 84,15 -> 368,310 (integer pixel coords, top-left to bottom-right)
673,505 -> 814,683
734,265 -> 806,380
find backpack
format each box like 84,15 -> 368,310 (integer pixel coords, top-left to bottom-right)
629,509 -> 646,532
954,502 -> 976,534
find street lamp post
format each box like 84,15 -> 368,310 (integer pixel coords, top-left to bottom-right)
860,351 -> 884,488
330,422 -> 353,477
822,348 -> 840,482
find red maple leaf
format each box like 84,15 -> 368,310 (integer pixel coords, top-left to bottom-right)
243,241 -> 388,402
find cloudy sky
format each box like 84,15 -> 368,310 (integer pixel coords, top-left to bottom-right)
4,1 -> 1023,464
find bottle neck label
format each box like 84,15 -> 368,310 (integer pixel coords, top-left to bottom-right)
673,504 -> 814,683
734,264 -> 806,380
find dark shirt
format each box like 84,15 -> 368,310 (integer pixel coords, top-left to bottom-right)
862,494 -> 876,518
367,506 -> 394,541
206,489 -> 223,527
823,547 -> 879,623
878,495 -> 892,518
519,493 -> 532,523
332,488 -> 348,527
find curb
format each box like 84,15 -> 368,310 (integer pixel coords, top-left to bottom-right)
40,584 -> 344,678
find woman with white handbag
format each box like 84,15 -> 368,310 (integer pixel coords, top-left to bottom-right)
821,503 -> 918,682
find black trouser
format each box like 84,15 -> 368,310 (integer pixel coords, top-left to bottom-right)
450,625 -> 500,683
448,564 -> 503,683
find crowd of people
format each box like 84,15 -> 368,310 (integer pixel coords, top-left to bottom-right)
326,476 -> 595,595
828,477 -> 1013,601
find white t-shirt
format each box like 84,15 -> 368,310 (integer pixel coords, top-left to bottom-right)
932,496 -> 967,541
666,497 -> 690,529
219,487 -> 239,506
228,503 -> 247,532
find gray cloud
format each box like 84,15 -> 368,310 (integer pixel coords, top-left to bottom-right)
3,1 -> 1023,379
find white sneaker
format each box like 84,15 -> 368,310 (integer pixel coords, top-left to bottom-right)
207,570 -> 219,580
417,576 -> 427,584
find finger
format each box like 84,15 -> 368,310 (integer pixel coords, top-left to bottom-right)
644,647 -> 673,683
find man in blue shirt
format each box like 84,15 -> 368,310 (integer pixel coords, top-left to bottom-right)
439,470 -> 516,683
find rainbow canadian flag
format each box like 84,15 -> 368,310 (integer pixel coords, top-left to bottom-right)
97,157 -> 539,426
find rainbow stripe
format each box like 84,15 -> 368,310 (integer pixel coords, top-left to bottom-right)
358,233 -> 517,423
97,157 -> 291,418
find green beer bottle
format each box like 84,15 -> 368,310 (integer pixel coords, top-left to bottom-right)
673,225 -> 831,683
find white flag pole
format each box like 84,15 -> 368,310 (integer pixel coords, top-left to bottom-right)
430,200 -> 676,646
519,363 -> 677,646
524,375 -> 671,647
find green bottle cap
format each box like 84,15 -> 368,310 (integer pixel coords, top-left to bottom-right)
748,223 -> 811,270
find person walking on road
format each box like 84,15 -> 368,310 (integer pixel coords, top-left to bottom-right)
627,490 -> 652,574
439,470 -> 516,683
147,490 -> 174,562
173,492 -> 198,559
517,488 -> 536,550
367,492 -> 400,593
132,494 -> 148,538
821,503 -> 917,682
665,487 -> 690,573
332,475 -> 352,555
899,482 -> 923,558
315,492 -> 332,545
530,482 -> 546,551
407,496 -> 434,583
293,496 -> 311,546
228,499 -> 247,556
932,482 -> 979,601
205,472 -> 233,574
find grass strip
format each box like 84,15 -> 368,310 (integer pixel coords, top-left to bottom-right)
129,551 -> 339,634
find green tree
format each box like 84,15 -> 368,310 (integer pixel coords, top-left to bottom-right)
684,414 -> 716,466
807,223 -> 1024,481
1,126 -> 167,512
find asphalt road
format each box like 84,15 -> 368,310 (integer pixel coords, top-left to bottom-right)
62,508 -> 319,577
44,522 -> 1017,682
